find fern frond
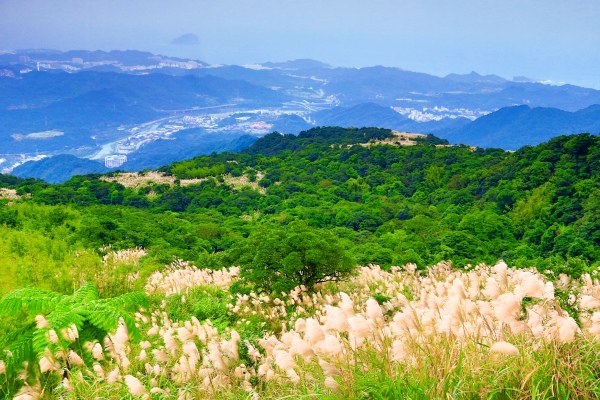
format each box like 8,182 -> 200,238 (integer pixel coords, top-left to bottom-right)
0,325 -> 35,376
73,282 -> 99,303
0,288 -> 65,316
31,328 -> 52,357
120,313 -> 142,343
0,282 -> 147,398
45,307 -> 88,333
86,304 -> 121,334
77,321 -> 106,346
98,291 -> 148,312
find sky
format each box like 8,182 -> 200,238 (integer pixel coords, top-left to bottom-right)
1,0 -> 599,88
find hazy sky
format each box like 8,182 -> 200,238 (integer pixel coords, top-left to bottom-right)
1,0 -> 599,88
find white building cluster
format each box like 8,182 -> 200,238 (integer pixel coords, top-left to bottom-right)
105,155 -> 127,168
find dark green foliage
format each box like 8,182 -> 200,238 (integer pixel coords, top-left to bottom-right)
1,130 -> 599,280
237,222 -> 355,293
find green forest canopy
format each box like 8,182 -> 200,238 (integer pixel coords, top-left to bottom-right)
0,127 -> 599,297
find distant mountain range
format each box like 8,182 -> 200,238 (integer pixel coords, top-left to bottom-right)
11,130 -> 256,183
310,103 -> 471,133
2,49 -> 600,182
438,104 -> 600,149
11,155 -> 109,184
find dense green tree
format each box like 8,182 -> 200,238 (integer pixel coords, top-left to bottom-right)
236,222 -> 355,293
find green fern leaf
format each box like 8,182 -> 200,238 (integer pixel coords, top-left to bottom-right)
100,291 -> 148,312
0,325 -> 35,375
73,283 -> 99,303
31,328 -> 52,357
0,288 -> 65,316
0,283 -> 149,397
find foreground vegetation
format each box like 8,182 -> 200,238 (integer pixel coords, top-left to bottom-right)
2,259 -> 600,398
1,128 -> 599,397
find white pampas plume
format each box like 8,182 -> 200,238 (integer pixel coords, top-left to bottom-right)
13,383 -> 42,400
47,329 -> 59,344
68,324 -> 79,340
445,297 -> 462,321
67,350 -> 84,366
390,340 -> 408,361
294,318 -> 306,333
274,350 -> 297,370
257,361 -> 272,377
281,331 -> 297,347
450,278 -> 467,300
543,282 -> 555,300
107,366 -> 121,384
557,274 -> 570,288
588,312 -> 600,336
558,316 -> 579,343
289,337 -> 315,360
319,359 -> 341,376
112,321 -> 129,354
338,292 -> 356,316
508,320 -> 529,335
125,375 -> 148,396
305,318 -> 325,345
482,278 -> 502,300
92,342 -> 104,361
493,293 -> 521,324
140,340 -> 152,349
152,349 -> 170,362
348,315 -> 371,340
163,330 -> 178,356
62,378 -> 73,392
365,298 -> 385,326
35,315 -> 50,329
324,376 -> 340,391
580,295 -> 600,310
182,341 -> 200,367
324,306 -> 349,333
208,342 -> 227,372
0,360 -> 5,375
319,335 -> 343,357
221,336 -> 240,362
120,355 -> 131,370
177,327 -> 194,342
490,341 -> 519,356
147,325 -> 159,336
93,363 -> 105,378
517,272 -> 545,299
39,356 -> 56,373
244,340 -> 262,362
286,368 -> 301,384
493,261 -> 508,288
144,363 -> 153,375
266,369 -> 275,381
136,349 -> 148,362
437,314 -> 453,334
526,309 -> 544,338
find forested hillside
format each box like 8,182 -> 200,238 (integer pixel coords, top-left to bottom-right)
1,127 -> 599,398
1,128 -> 598,285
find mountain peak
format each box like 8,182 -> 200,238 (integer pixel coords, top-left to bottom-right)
444,71 -> 507,84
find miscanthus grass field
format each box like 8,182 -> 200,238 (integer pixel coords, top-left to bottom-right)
2,249 -> 600,399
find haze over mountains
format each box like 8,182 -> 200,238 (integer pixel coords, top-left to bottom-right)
1,49 -> 599,182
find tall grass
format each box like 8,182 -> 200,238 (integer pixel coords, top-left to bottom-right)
3,260 -> 600,399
